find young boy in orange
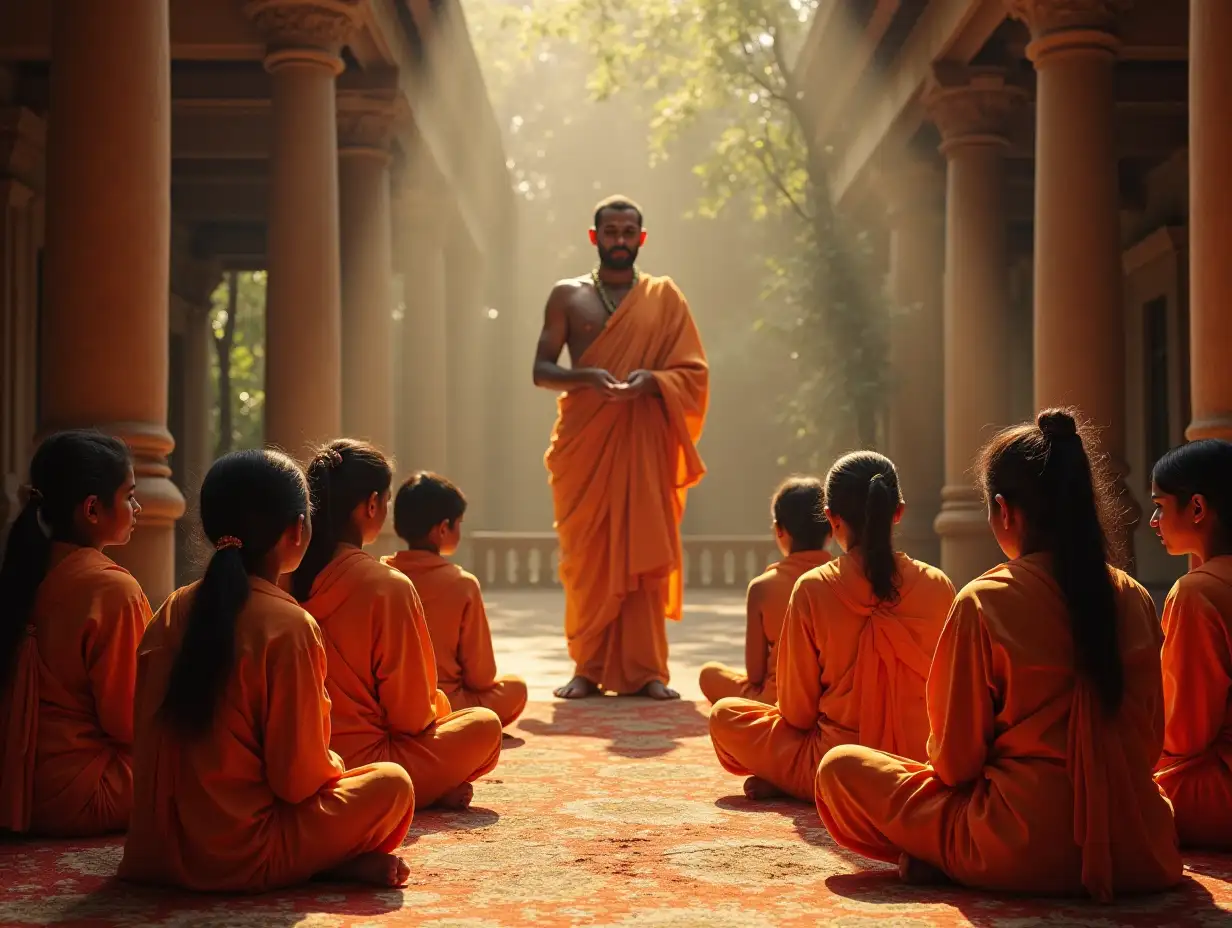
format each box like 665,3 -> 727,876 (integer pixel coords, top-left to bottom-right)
698,477 -> 832,705
383,472 -> 528,728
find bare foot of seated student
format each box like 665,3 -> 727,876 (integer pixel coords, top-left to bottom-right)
743,776 -> 785,800
380,473 -> 529,729
698,477 -> 835,707
316,852 -> 411,887
292,442 -> 504,813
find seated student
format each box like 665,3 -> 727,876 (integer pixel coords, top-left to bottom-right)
292,442 -> 502,810
708,452 -> 953,802
699,477 -> 832,706
1149,438 -> 1232,849
382,472 -> 528,729
119,449 -> 415,893
0,430 -> 152,837
815,409 -> 1183,903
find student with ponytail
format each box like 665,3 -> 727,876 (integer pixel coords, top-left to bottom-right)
293,440 -> 501,811
708,451 -> 954,802
815,409 -> 1182,903
119,449 -> 415,892
0,430 -> 149,836
1149,438 -> 1232,848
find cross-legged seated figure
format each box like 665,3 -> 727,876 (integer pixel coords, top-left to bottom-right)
532,195 -> 709,700
699,477 -> 832,706
1148,438 -> 1232,850
814,410 -> 1183,902
708,452 -> 953,801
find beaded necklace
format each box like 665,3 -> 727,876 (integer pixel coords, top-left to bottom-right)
590,266 -> 639,315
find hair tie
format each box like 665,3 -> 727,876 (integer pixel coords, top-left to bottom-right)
215,535 -> 243,552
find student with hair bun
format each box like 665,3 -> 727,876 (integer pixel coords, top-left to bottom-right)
0,429 -> 150,837
1150,438 -> 1232,849
119,449 -> 415,893
816,409 -> 1183,902
294,440 -> 502,811
708,451 -> 954,802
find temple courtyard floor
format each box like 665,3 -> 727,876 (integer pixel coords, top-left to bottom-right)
2,589 -> 1231,927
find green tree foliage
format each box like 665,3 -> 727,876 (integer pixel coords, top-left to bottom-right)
479,0 -> 891,463
208,271 -> 266,454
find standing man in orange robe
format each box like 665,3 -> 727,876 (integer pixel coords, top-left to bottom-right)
533,196 -> 709,700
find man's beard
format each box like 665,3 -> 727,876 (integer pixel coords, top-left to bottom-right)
597,243 -> 638,270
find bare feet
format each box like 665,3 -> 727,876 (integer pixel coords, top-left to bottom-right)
435,782 -> 474,810
898,852 -> 951,886
742,776 -> 785,800
317,852 -> 410,887
554,675 -> 600,699
637,680 -> 680,700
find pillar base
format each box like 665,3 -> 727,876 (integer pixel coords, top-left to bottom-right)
934,485 -> 1003,588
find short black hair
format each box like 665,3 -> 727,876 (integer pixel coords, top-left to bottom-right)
593,195 -> 644,230
394,471 -> 467,542
772,476 -> 830,551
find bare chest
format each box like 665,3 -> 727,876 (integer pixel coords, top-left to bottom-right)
565,284 -> 630,361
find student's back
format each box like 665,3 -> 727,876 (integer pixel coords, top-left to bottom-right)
119,449 -> 414,893
0,430 -> 150,837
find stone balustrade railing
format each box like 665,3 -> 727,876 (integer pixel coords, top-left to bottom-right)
459,532 -> 781,591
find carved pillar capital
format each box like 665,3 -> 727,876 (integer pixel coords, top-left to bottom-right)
337,91 -> 403,160
1005,0 -> 1130,59
244,0 -> 361,73
923,66 -> 1026,154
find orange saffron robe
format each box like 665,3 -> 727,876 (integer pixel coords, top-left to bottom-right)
699,550 -> 832,705
815,555 -> 1183,902
0,545 -> 152,837
545,275 -> 709,693
119,578 -> 414,893
383,549 -> 527,727
708,553 -> 953,801
303,549 -> 502,807
1154,555 -> 1232,849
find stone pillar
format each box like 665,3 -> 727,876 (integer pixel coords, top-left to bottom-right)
1008,0 -> 1136,562
446,236 -> 490,526
1186,0 -> 1232,443
0,107 -> 43,550
925,67 -> 1025,587
246,0 -> 358,459
338,95 -> 397,455
878,158 -> 945,567
41,0 -> 183,604
394,198 -> 450,476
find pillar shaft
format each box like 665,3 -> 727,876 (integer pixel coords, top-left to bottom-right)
1187,0 -> 1232,442
247,1 -> 358,458
395,207 -> 449,476
338,103 -> 396,454
446,238 -> 489,526
880,160 -> 945,567
1011,0 -> 1134,562
926,68 -> 1025,587
42,0 -> 182,603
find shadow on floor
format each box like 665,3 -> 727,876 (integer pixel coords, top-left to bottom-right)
517,697 -> 711,758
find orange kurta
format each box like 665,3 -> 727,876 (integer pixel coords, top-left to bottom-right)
383,549 -> 527,727
1154,556 -> 1232,849
119,578 -> 414,893
709,554 -> 953,801
815,555 -> 1183,901
699,550 -> 832,705
0,545 -> 152,837
304,549 -> 502,807
545,275 -> 709,693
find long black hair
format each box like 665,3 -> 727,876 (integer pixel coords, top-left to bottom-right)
1151,438 -> 1232,551
158,449 -> 309,738
289,439 -> 392,602
0,429 -> 131,684
978,407 -> 1124,714
824,451 -> 902,603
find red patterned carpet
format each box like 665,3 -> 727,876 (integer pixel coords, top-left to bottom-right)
2,699 -> 1231,927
